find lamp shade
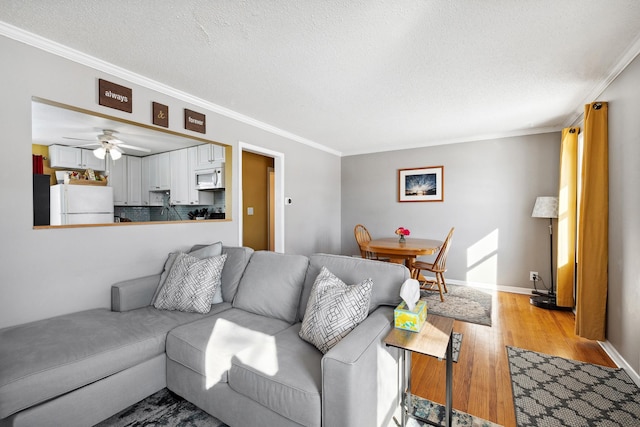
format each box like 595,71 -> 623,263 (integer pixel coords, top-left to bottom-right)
531,196 -> 558,219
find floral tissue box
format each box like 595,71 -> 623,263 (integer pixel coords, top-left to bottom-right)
394,300 -> 427,332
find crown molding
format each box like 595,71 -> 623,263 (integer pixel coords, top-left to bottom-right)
341,126 -> 564,157
0,21 -> 342,157
564,31 -> 640,128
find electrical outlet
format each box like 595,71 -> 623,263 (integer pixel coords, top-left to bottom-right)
530,271 -> 538,281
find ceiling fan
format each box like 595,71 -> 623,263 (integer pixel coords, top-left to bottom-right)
63,129 -> 151,160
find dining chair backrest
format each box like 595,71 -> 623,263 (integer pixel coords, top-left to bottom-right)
433,227 -> 455,272
354,224 -> 375,259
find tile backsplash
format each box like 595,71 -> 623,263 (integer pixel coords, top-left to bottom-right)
114,192 -> 225,222
115,204 -> 224,222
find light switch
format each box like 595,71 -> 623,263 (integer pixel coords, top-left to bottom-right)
247,207 -> 254,215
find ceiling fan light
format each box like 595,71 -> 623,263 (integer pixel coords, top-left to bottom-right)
109,148 -> 122,160
93,147 -> 106,159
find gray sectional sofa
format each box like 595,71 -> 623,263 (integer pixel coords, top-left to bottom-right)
0,245 -> 410,427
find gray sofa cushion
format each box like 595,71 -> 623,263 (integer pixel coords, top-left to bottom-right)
166,308 -> 291,388
220,246 -> 255,302
229,323 -> 322,427
187,245 -> 255,303
0,305 -> 228,419
298,254 -> 410,321
233,251 -> 309,323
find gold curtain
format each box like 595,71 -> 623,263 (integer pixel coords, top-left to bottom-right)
556,127 -> 579,307
575,102 -> 608,340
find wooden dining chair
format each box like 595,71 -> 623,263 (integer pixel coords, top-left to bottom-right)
354,224 -> 385,260
411,227 -> 455,302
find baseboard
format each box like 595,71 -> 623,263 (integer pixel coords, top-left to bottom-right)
438,277 -> 533,295
599,340 -> 640,387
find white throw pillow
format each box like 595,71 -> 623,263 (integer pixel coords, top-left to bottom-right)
152,241 -> 223,304
299,266 -> 373,354
153,252 -> 227,314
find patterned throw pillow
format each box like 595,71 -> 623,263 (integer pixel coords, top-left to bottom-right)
299,266 -> 373,354
152,242 -> 223,304
154,252 -> 227,314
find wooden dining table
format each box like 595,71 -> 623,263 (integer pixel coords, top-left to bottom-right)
364,237 -> 442,267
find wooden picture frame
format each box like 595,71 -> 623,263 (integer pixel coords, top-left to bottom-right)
398,166 -> 444,202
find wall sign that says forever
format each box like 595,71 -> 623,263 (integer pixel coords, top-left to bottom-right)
184,109 -> 206,134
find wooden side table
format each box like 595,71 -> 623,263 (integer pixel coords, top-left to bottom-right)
384,314 -> 455,427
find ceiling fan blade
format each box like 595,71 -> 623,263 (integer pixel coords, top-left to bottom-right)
70,142 -> 100,148
119,143 -> 151,153
62,136 -> 96,142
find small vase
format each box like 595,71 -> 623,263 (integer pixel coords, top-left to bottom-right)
399,235 -> 406,243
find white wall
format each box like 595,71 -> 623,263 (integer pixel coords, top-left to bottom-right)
599,53 -> 640,377
0,35 -> 341,328
342,54 -> 640,379
341,132 -> 560,290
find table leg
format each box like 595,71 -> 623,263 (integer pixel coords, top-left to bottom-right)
403,349 -> 412,427
445,332 -> 453,427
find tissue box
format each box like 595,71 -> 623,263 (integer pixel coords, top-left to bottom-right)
394,300 -> 427,332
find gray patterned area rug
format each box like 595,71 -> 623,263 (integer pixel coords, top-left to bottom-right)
507,346 -> 640,426
405,395 -> 502,427
96,387 -> 498,427
94,388 -> 227,427
421,284 -> 492,326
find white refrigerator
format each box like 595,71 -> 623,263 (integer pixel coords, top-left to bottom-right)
50,184 -> 114,225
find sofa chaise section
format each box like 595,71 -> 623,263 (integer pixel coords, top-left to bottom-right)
0,305 -> 227,427
0,245 -> 254,427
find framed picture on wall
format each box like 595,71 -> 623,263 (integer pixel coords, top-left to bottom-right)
398,166 -> 444,202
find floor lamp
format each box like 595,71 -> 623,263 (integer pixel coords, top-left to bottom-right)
530,196 -> 570,310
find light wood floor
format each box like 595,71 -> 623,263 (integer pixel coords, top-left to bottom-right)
410,291 -> 616,427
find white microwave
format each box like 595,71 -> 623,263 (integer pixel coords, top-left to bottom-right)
195,167 -> 224,190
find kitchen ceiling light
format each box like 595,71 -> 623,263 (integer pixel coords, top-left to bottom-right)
93,147 -> 106,159
109,148 -> 122,160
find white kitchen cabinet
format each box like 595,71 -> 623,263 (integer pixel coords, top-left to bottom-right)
142,154 -> 170,206
170,149 -> 189,205
141,157 -> 150,206
187,147 -> 213,205
194,143 -> 225,170
110,155 -> 142,206
127,156 -> 142,206
110,156 -> 127,205
49,145 -> 106,171
147,152 -> 171,191
83,150 -> 106,171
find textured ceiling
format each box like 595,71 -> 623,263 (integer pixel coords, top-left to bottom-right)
2,1 -> 640,156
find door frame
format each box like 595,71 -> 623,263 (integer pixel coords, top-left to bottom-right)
238,141 -> 285,253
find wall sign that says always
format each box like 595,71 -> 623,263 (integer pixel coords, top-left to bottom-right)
153,102 -> 169,128
184,109 -> 206,134
98,79 -> 132,113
